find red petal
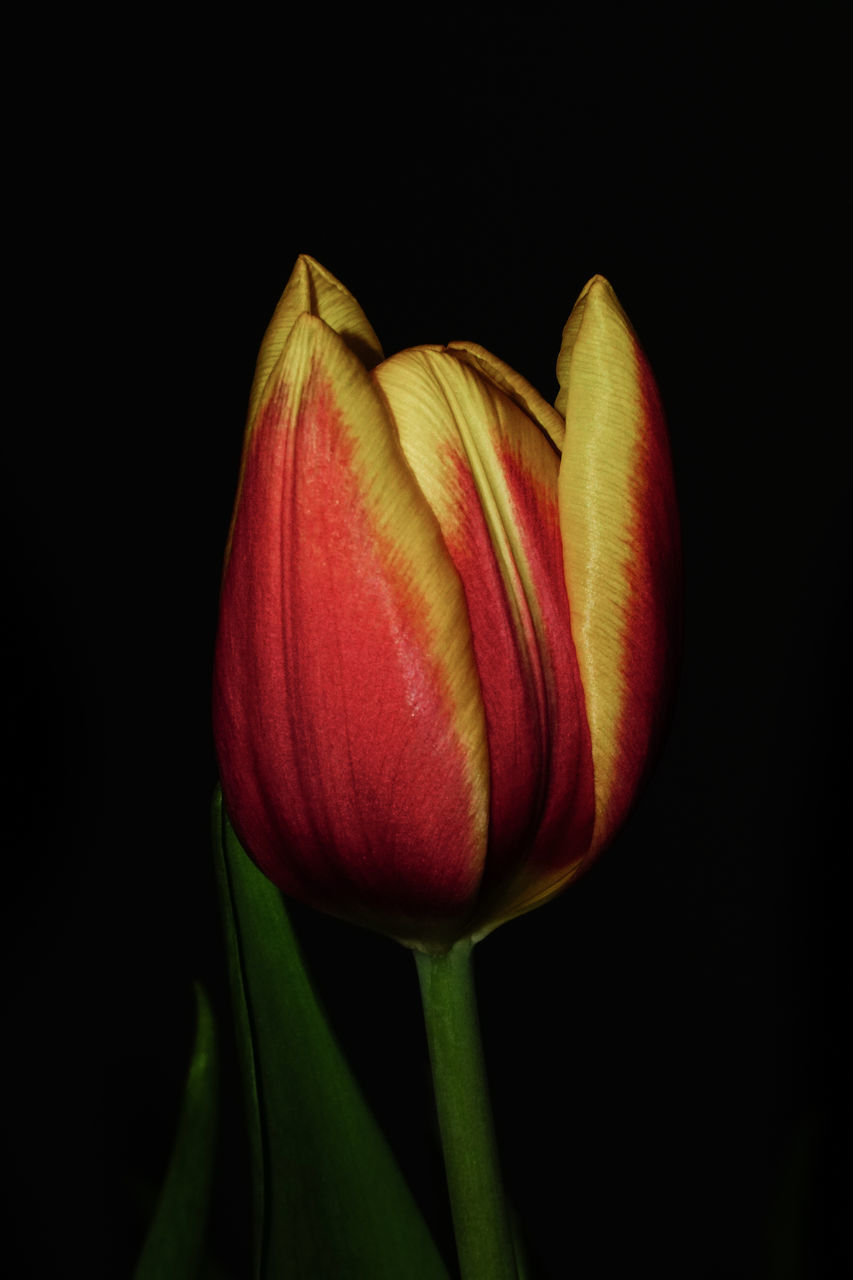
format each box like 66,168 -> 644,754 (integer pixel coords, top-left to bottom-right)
373,348 -> 595,924
214,317 -> 489,945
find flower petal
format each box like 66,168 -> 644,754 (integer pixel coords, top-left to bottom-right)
556,277 -> 681,855
246,254 -> 384,438
446,341 -> 566,450
373,349 -> 595,922
214,316 -> 488,946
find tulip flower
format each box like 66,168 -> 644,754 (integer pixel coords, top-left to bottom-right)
213,255 -> 680,954
213,257 -> 681,1280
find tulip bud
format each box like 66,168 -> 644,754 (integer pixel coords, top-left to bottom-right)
213,257 -> 680,950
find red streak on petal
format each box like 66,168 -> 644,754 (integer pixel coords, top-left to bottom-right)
443,452 -> 544,877
214,369 -> 482,936
494,442 -> 595,876
441,439 -> 594,905
601,341 -> 681,844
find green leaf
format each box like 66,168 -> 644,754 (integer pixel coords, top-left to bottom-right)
134,982 -> 219,1280
212,787 -> 450,1280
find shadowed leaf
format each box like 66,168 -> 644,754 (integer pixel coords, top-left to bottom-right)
213,787 -> 449,1280
134,983 -> 218,1280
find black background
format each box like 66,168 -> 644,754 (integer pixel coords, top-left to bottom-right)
4,5 -> 848,1277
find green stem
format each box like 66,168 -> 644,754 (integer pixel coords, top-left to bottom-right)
415,939 -> 517,1280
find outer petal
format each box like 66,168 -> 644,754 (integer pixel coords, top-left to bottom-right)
557,277 -> 681,856
246,254 -> 384,437
214,315 -> 489,947
373,349 -> 595,927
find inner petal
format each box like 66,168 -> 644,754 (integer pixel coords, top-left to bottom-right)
373,348 -> 595,901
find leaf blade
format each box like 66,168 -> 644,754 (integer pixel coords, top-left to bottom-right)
134,982 -> 219,1280
212,787 -> 449,1280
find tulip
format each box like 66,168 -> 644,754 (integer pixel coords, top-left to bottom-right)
213,256 -> 680,952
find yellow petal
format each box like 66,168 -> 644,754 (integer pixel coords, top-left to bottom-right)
557,276 -> 680,855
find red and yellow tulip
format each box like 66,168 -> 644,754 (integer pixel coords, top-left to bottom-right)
213,257 -> 680,950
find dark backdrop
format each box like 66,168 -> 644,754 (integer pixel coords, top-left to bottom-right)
4,5 -> 848,1277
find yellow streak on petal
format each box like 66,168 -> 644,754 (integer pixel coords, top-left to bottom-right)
556,275 -> 651,851
447,341 -> 566,451
247,255 -> 383,437
225,257 -> 384,567
470,859 -> 587,941
373,348 -> 556,640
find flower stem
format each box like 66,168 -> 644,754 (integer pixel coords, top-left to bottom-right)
415,939 -> 518,1280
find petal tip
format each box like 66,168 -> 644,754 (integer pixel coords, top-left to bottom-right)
574,274 -> 623,319
579,272 -> 613,294
293,252 -> 348,295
